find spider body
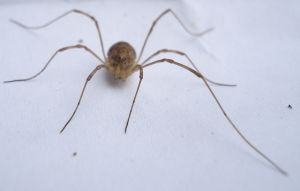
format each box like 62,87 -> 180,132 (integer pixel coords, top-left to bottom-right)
4,9 -> 287,175
107,41 -> 138,80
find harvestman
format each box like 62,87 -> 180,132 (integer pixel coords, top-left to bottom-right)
4,9 -> 287,175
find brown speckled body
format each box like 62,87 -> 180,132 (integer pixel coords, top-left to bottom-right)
106,41 -> 138,80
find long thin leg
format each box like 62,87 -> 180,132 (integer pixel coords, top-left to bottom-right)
124,65 -> 144,133
4,44 -> 104,83
141,49 -> 236,87
11,9 -> 106,60
142,58 -> 287,176
137,9 -> 213,63
60,64 -> 105,133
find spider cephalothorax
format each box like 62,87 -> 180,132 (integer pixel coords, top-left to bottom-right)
107,41 -> 137,80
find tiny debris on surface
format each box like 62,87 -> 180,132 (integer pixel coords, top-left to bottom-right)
288,104 -> 293,109
78,39 -> 83,43
72,152 -> 77,157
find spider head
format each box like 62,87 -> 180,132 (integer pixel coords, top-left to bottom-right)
107,41 -> 137,80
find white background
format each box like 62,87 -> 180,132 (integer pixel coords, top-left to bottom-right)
0,0 -> 299,190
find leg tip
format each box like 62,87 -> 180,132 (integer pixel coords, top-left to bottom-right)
59,128 -> 65,134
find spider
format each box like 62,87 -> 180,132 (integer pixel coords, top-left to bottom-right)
4,9 -> 287,176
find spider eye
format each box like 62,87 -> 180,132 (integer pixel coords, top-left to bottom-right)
121,57 -> 128,65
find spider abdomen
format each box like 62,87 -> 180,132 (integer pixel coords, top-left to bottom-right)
107,41 -> 137,80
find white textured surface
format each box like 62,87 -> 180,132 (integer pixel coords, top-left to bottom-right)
0,0 -> 299,191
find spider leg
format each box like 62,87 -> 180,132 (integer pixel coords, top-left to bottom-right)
4,44 -> 104,83
124,65 -> 144,133
142,58 -> 287,176
60,64 -> 106,133
141,49 -> 236,87
137,8 -> 213,63
10,9 -> 106,59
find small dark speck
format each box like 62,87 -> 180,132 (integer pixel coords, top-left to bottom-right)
78,39 -> 83,43
72,152 -> 77,157
288,105 -> 293,109
210,132 -> 215,135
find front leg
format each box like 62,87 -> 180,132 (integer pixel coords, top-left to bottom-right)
124,65 -> 144,133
